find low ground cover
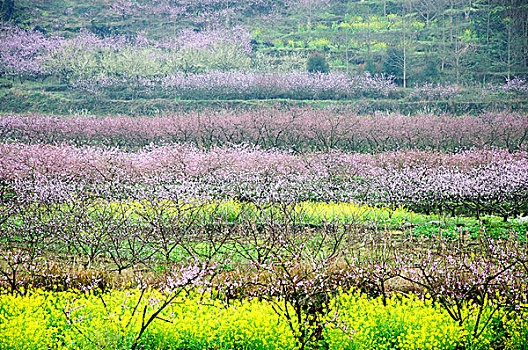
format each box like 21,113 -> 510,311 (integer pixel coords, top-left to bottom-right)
2,288 -> 525,350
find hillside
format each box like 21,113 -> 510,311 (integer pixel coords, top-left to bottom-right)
1,0 -> 527,114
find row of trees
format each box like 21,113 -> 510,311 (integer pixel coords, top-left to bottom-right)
2,109 -> 527,152
2,143 -> 527,219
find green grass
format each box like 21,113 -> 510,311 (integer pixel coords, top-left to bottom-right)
2,85 -> 526,116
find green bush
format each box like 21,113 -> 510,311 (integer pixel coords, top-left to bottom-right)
307,53 -> 329,73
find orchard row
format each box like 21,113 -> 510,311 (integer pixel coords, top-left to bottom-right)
2,143 -> 527,219
2,109 -> 528,151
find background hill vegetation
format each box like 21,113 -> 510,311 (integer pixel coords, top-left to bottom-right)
0,0 -> 527,114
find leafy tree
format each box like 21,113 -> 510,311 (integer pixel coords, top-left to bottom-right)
421,55 -> 440,82
383,47 -> 404,82
307,52 -> 329,73
364,58 -> 378,74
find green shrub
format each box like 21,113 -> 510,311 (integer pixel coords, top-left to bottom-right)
307,53 -> 329,73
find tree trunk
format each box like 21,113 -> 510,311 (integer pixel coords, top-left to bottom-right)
403,1 -> 407,90
441,9 -> 446,71
345,31 -> 349,74
226,0 -> 230,29
367,14 -> 371,60
524,12 -> 528,68
508,20 -> 512,80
